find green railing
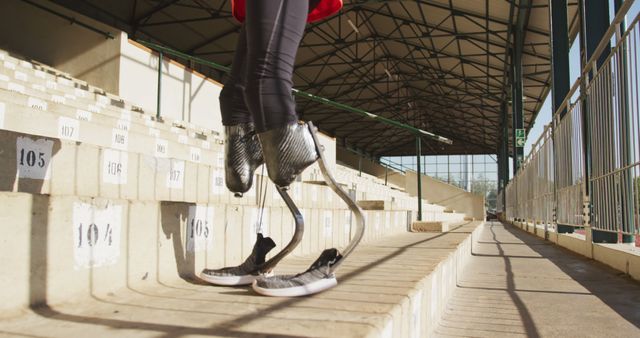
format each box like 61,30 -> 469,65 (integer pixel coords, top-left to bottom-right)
137,39 -> 453,221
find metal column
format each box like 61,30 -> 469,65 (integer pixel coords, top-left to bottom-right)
156,51 -> 163,120
549,0 -> 572,233
511,44 -> 524,174
614,0 -> 634,244
416,136 -> 422,221
581,0 -> 615,243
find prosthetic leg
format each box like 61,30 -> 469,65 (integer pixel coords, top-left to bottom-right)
252,122 -> 366,297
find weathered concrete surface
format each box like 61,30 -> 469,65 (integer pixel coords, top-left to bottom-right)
0,222 -> 482,338
435,222 -> 640,338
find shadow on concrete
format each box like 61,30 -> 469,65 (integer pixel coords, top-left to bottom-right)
159,201 -> 197,283
203,221 -> 476,334
26,220 -> 477,336
502,223 -> 640,329
485,222 -> 541,338
28,194 -> 50,308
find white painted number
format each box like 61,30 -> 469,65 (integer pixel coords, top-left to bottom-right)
76,109 -> 92,122
155,139 -> 168,157
211,169 -> 224,195
16,136 -> 53,180
58,117 -> 79,141
166,160 -> 185,189
103,149 -> 128,185
189,147 -> 201,163
186,205 -> 214,252
111,129 -> 128,150
73,202 -> 122,268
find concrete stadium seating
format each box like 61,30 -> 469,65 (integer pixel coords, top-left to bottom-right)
0,48 -> 477,336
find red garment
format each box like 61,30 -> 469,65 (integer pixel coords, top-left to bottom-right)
231,0 -> 342,23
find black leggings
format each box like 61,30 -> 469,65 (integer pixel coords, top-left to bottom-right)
219,0 -> 309,132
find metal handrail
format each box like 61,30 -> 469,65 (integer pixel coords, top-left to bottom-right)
136,39 -> 452,145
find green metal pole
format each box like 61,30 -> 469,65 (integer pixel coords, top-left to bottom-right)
136,40 -> 452,145
156,51 -> 163,120
416,136 -> 422,221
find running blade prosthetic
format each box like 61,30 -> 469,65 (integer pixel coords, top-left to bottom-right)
200,233 -> 275,286
252,122 -> 365,297
252,249 -> 342,297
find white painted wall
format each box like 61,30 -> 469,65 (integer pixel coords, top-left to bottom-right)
0,0 -> 122,93
118,40 -> 223,133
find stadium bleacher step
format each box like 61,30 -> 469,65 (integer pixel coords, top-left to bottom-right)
0,47 -> 481,334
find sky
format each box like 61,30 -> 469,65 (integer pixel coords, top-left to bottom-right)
523,0 -> 640,157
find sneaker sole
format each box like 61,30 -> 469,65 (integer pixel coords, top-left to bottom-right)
251,276 -> 338,297
200,271 -> 273,286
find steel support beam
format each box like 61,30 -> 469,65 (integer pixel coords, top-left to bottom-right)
549,0 -> 571,118
511,48 -> 524,174
416,136 -> 423,221
614,0 -> 634,243
549,0 -> 572,233
581,0 -> 614,242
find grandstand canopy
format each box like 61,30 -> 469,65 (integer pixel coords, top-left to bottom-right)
51,0 -> 580,156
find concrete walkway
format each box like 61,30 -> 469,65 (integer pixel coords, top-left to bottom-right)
435,222 -> 640,338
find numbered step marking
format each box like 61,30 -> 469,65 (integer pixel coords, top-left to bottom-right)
8,83 -> 25,94
46,80 -> 57,90
34,70 -> 46,79
115,119 -> 130,131
166,160 -> 185,189
76,109 -> 92,122
111,129 -> 128,150
96,95 -> 110,106
72,202 -> 122,269
16,136 -> 53,180
28,97 -> 47,111
58,117 -> 79,141
87,104 -> 101,113
14,71 -> 27,82
102,149 -> 128,185
187,205 -> 214,252
51,94 -> 66,104
155,139 -> 168,158
211,169 -> 225,195
189,147 -> 201,163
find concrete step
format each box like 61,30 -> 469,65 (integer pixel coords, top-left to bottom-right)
0,74 -> 216,145
0,191 -> 418,314
0,56 -> 218,139
0,199 -> 482,336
